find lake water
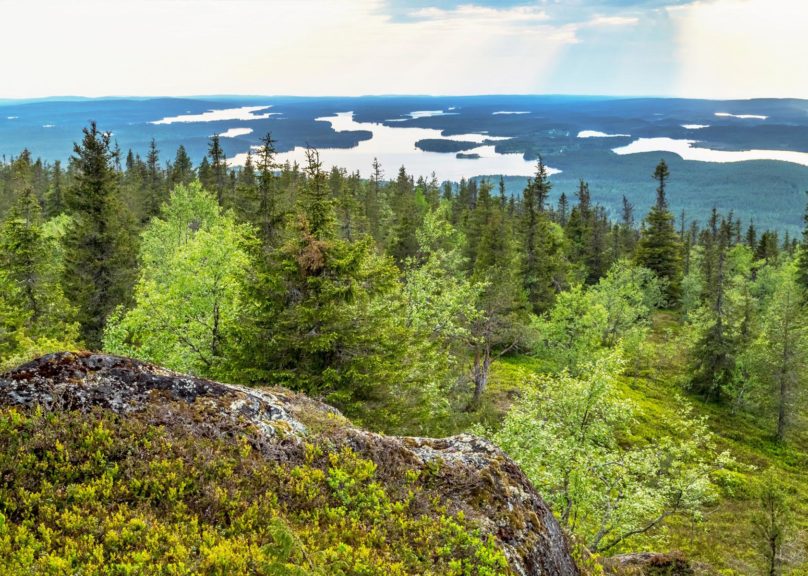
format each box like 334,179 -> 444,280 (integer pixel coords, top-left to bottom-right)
612,137 -> 808,167
229,111 -> 558,181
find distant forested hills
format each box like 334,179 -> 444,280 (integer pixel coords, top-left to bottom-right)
1,95 -> 807,231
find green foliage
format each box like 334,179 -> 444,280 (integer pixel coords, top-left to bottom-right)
490,353 -> 734,554
104,182 -> 253,378
2,126 -> 808,573
743,262 -> 808,441
0,407 -> 509,576
534,285 -> 609,372
591,260 -> 662,347
0,188 -> 79,367
233,156 -> 449,433
403,204 -> 482,351
751,469 -> 796,576
796,190 -> 808,292
533,261 -> 660,373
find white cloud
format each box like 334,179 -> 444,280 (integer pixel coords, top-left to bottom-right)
410,4 -> 550,25
585,15 -> 640,27
0,0 -> 578,97
0,0 -> 803,98
669,0 -> 808,98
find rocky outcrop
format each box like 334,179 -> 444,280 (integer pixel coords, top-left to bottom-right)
603,552 -> 695,576
0,352 -> 579,576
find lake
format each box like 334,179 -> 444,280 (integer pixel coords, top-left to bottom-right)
228,111 -> 558,181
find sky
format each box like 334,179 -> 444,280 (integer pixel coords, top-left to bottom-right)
1,0 -> 805,99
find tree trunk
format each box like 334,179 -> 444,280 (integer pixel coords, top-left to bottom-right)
471,344 -> 492,407
776,294 -> 792,442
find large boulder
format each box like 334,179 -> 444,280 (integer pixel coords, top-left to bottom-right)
0,352 -> 580,576
603,552 -> 695,576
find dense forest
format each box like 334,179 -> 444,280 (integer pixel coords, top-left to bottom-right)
0,122 -> 806,574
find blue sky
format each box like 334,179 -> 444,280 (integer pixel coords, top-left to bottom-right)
1,0 -> 805,99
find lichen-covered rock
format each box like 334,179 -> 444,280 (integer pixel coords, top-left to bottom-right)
0,351 -> 579,576
603,552 -> 695,576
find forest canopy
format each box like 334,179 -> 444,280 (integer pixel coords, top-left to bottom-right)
0,125 -> 806,575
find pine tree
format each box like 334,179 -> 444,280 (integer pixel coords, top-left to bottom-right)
636,160 -> 683,304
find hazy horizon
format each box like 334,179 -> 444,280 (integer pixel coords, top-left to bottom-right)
3,93 -> 807,105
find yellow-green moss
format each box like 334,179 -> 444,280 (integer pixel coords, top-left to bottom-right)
0,407 -> 510,576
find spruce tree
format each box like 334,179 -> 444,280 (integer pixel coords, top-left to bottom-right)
44,160 -> 65,218
757,231 -> 779,263
300,147 -> 334,238
168,144 -> 194,187
254,133 -> 281,249
0,186 -> 79,358
470,192 -> 530,404
62,122 -> 137,348
620,194 -> 637,256
566,179 -> 592,264
198,156 -> 213,191
755,265 -> 808,441
796,192 -> 808,291
207,134 -> 228,205
388,166 -> 422,264
142,138 -> 165,221
498,175 -> 507,210
366,157 -> 385,244
636,160 -> 682,304
690,212 -> 735,402
557,191 -> 569,226
233,148 -> 434,428
520,158 -> 565,313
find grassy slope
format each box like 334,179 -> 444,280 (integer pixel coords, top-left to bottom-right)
474,312 -> 808,575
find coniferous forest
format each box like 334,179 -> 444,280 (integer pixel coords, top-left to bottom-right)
1,122 -> 807,575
